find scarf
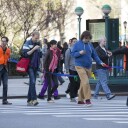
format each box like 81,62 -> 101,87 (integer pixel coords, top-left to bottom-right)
49,47 -> 58,72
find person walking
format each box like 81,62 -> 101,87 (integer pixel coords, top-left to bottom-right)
0,36 -> 12,105
71,31 -> 105,107
22,31 -> 42,106
43,40 -> 60,103
112,41 -> 128,106
94,37 -> 115,100
65,37 -> 80,102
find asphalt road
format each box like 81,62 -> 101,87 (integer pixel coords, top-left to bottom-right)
0,96 -> 128,128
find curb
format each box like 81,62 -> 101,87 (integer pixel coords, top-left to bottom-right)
0,93 -> 128,99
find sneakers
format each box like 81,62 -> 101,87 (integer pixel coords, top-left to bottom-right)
70,98 -> 77,102
2,101 -> 12,105
47,99 -> 54,103
78,101 -> 85,104
27,100 -> 39,106
38,94 -> 45,99
27,100 -> 33,106
107,94 -> 116,100
66,93 -> 70,99
54,96 -> 61,100
33,100 -> 39,106
85,100 -> 92,107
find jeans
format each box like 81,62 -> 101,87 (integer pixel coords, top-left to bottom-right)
94,69 -> 111,98
28,67 -> 37,101
0,68 -> 8,102
40,78 -> 58,97
69,69 -> 80,99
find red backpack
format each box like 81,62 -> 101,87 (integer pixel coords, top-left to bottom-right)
16,58 -> 30,73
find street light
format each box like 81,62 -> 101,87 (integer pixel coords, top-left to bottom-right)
75,7 -> 84,39
102,4 -> 111,49
123,21 -> 127,46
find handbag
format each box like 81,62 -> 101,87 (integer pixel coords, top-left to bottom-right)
16,58 -> 30,73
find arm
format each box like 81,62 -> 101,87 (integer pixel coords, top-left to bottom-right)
112,47 -> 126,55
91,45 -> 102,65
65,49 -> 71,72
22,41 -> 40,57
71,43 -> 82,58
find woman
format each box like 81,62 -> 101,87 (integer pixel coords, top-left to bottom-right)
43,40 -> 60,103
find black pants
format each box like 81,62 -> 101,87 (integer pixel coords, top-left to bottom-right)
0,68 -> 8,102
69,69 -> 80,99
45,71 -> 59,101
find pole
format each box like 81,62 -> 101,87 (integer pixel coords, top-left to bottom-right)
105,14 -> 109,49
78,16 -> 82,40
124,28 -> 126,46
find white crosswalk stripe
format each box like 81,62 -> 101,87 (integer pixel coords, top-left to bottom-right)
0,98 -> 128,125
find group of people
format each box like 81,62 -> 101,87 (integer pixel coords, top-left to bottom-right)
0,30 -> 128,107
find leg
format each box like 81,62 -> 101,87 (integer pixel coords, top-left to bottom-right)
2,69 -> 8,102
45,73 -> 52,101
28,68 -> 37,101
40,78 -> 48,96
75,66 -> 91,101
51,75 -> 59,95
69,69 -> 77,99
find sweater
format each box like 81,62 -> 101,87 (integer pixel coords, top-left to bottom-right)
71,40 -> 102,69
65,46 -> 76,71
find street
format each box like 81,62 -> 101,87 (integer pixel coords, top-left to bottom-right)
0,97 -> 128,128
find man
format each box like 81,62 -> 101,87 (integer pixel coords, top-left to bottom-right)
65,37 -> 80,102
94,37 -> 115,100
22,31 -> 42,106
72,31 -> 105,107
112,41 -> 128,106
0,36 -> 12,105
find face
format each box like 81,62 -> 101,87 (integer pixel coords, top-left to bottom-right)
51,44 -> 57,49
100,38 -> 107,47
1,38 -> 8,46
32,34 -> 40,43
83,36 -> 91,43
71,39 -> 77,45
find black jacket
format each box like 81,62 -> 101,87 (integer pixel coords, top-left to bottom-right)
113,46 -> 128,70
95,46 -> 109,69
43,49 -> 60,72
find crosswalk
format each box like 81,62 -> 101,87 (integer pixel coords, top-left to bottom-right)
0,98 -> 128,124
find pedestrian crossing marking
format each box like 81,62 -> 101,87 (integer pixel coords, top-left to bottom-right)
0,98 -> 128,125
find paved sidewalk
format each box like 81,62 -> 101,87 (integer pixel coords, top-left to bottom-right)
0,77 -> 128,98
0,77 -> 69,98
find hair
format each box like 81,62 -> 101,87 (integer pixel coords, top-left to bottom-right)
50,40 -> 57,46
1,36 -> 9,42
80,31 -> 92,40
98,36 -> 106,44
43,38 -> 48,44
71,37 -> 77,42
32,31 -> 40,36
63,42 -> 68,49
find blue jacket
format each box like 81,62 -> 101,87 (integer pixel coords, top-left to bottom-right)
71,40 -> 102,69
21,39 -> 42,69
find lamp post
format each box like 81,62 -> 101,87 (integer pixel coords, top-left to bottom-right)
75,7 -> 84,39
123,21 -> 127,46
102,4 -> 111,49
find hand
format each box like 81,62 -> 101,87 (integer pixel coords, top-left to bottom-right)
107,51 -> 112,57
79,50 -> 86,55
66,70 -> 69,74
101,63 -> 109,67
33,45 -> 40,51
